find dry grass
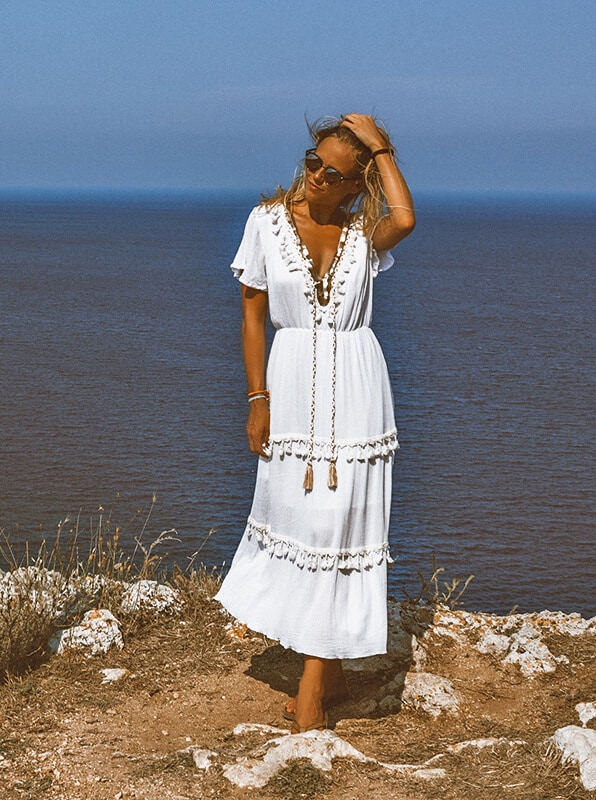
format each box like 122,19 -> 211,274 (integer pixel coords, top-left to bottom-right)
0,496 -> 221,677
0,520 -> 593,799
264,759 -> 333,798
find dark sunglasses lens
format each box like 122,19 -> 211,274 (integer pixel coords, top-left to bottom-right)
323,168 -> 342,186
304,151 -> 344,185
304,152 -> 322,172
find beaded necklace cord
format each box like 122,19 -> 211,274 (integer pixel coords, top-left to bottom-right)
285,207 -> 350,491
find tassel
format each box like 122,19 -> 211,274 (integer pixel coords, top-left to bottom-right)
328,460 -> 338,490
303,461 -> 314,491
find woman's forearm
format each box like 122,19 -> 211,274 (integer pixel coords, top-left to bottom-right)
242,315 -> 267,391
373,152 -> 416,240
241,285 -> 268,390
241,285 -> 270,456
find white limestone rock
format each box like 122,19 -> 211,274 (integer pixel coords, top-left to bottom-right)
180,746 -> 218,770
223,729 -> 365,787
401,672 -> 460,717
339,604 -> 594,679
576,702 -> 596,728
550,725 -> 596,792
120,579 -> 181,615
221,724 -> 445,788
0,566 -> 129,625
430,609 -> 468,645
447,737 -> 526,753
49,609 -> 124,656
0,566 -> 69,617
100,668 -> 132,684
410,634 -> 428,670
503,622 -> 568,677
475,631 -> 511,657
535,610 -> 596,636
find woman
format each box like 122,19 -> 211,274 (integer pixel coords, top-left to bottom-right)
215,113 -> 415,732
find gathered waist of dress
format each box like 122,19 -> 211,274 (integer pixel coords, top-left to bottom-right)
274,325 -> 373,335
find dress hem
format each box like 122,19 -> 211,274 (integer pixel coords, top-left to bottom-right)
214,591 -> 389,660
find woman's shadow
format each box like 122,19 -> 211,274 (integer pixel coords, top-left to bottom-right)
244,599 -> 434,725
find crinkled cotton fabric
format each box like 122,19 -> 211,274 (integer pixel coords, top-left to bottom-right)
214,203 -> 397,659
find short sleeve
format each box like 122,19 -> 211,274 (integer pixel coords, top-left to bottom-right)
230,207 -> 267,291
371,243 -> 395,277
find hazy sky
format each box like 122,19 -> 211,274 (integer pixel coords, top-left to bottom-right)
1,0 -> 594,193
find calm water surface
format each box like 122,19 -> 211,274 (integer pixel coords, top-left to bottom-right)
0,192 -> 594,615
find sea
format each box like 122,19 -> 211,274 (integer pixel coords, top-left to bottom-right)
0,190 -> 594,617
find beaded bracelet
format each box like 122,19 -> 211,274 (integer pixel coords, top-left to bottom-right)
248,392 -> 269,403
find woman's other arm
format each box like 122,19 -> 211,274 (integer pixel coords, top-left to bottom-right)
241,284 -> 270,457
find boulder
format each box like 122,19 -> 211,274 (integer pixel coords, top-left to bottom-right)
401,672 -> 460,717
49,609 -> 124,656
120,580 -> 181,615
550,725 -> 596,792
503,622 -> 568,677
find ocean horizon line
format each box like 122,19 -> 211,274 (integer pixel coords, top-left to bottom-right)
1,186 -> 594,215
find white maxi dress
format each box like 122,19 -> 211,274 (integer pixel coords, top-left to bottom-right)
215,203 -> 398,659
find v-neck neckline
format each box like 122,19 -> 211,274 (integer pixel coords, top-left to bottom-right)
283,206 -> 351,307
285,206 -> 351,280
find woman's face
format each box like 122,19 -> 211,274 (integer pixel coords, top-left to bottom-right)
304,135 -> 362,205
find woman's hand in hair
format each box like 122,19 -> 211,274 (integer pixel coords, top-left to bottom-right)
340,114 -> 388,153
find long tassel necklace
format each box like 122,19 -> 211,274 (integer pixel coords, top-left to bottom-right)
286,209 -> 349,491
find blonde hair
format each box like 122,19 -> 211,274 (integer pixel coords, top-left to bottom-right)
261,116 -> 395,238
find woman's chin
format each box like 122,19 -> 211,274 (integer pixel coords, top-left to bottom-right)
305,181 -> 326,201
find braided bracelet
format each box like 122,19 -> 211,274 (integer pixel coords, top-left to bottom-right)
370,147 -> 392,159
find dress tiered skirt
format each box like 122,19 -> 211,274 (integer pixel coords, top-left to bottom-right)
215,327 -> 397,659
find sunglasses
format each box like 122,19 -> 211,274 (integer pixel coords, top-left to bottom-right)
304,149 -> 358,187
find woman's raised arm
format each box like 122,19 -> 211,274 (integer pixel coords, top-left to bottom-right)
341,114 -> 416,252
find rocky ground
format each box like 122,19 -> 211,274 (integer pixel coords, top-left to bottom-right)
0,574 -> 594,800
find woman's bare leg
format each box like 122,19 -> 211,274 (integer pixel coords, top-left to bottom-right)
292,656 -> 327,730
325,659 -> 349,701
287,658 -> 349,718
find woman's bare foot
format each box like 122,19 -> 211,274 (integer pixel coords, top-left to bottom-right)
286,658 -> 349,722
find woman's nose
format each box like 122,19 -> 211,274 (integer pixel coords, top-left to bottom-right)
312,166 -> 325,184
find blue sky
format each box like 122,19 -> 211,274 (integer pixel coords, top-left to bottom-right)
1,0 -> 594,193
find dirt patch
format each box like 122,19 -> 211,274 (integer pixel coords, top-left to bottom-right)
0,594 -> 593,799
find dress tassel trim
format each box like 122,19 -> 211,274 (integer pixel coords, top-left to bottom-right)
245,517 -> 393,572
303,462 -> 314,491
328,460 -> 338,490
268,431 -> 399,462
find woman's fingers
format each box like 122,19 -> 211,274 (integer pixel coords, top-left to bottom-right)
341,114 -> 385,150
247,404 -> 271,458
